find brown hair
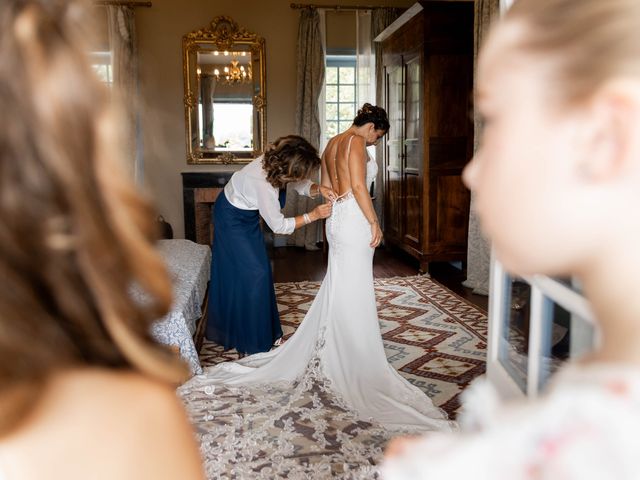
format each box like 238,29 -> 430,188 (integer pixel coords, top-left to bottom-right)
262,135 -> 321,189
0,0 -> 187,436
506,0 -> 640,105
352,103 -> 390,132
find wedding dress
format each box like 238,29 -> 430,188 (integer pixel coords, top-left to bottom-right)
179,147 -> 454,478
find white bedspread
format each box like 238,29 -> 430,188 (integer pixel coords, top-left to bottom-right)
150,239 -> 211,375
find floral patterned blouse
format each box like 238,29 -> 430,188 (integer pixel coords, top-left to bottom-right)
381,363 -> 640,480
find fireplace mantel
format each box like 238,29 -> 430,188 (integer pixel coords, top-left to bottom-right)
182,172 -> 234,244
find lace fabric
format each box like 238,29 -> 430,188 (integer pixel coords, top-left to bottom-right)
333,190 -> 355,204
182,330 -> 389,478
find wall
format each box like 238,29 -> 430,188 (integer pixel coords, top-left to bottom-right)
326,10 -> 356,51
135,0 -> 414,238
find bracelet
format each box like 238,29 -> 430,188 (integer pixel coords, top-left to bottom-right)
303,213 -> 311,225
368,218 -> 378,225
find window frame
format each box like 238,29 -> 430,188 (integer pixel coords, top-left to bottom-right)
324,52 -> 357,142
487,257 -> 600,399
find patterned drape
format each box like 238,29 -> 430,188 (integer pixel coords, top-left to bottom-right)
356,10 -> 374,108
107,5 -> 141,183
200,76 -> 216,147
463,0 -> 500,296
372,8 -> 401,223
283,7 -> 325,250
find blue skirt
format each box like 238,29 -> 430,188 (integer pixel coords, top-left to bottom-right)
206,191 -> 283,354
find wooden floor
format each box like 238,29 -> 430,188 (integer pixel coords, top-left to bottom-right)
269,244 -> 488,312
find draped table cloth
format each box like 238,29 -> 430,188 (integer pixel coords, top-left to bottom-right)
150,239 -> 211,375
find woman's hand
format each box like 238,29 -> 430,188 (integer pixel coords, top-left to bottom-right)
385,435 -> 421,458
311,202 -> 333,221
318,185 -> 337,202
370,221 -> 382,248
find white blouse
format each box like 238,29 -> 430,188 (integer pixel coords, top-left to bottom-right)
224,156 -> 312,235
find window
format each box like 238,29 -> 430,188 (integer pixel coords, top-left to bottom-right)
90,51 -> 113,86
325,55 -> 357,141
197,102 -> 253,150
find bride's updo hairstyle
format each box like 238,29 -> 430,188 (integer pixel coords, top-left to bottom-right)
353,103 -> 390,133
262,135 -> 321,189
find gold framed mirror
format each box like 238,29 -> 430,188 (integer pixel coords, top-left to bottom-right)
182,16 -> 266,164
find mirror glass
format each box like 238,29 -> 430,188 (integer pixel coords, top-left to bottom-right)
183,16 -> 266,164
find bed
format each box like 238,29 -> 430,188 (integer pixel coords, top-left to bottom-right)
149,239 -> 211,375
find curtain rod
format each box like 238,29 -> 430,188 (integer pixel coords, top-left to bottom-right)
94,1 -> 152,7
290,3 -> 385,11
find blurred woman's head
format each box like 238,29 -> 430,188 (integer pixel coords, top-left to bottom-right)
0,0 -> 186,436
262,135 -> 321,188
463,0 -> 640,277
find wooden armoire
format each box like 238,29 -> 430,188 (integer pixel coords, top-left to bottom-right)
376,1 -> 473,272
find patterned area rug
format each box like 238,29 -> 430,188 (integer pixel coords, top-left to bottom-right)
199,275 -> 487,418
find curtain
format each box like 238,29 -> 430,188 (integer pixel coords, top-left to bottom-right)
372,8 -> 401,222
318,9 -> 328,154
107,5 -> 142,183
282,7 -> 325,250
356,11 -> 378,203
356,10 -> 374,108
200,75 -> 216,148
462,0 -> 500,296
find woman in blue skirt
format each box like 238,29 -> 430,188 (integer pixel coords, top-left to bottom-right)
207,135 -> 335,355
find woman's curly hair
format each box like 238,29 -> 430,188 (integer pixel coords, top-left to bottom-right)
353,103 -> 390,132
262,135 -> 321,189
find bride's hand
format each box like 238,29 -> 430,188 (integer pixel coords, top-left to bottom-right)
311,202 -> 332,221
318,185 -> 337,202
370,221 -> 382,248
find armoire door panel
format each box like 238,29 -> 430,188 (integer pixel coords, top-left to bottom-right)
386,176 -> 402,238
384,65 -> 404,240
405,139 -> 420,171
403,173 -> 422,247
427,55 -> 473,138
388,67 -> 404,143
428,137 -> 470,169
434,174 -> 470,245
405,56 -> 422,172
387,140 -> 403,172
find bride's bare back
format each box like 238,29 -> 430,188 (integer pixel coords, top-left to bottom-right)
321,127 -> 382,248
322,133 -> 368,197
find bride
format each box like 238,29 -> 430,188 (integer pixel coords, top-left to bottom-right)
180,104 -> 454,478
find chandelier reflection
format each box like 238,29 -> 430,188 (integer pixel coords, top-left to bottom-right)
213,51 -> 252,85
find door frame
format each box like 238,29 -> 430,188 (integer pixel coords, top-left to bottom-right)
487,254 -> 600,399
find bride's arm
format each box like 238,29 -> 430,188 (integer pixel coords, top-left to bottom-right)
348,136 -> 383,248
320,139 -> 334,189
